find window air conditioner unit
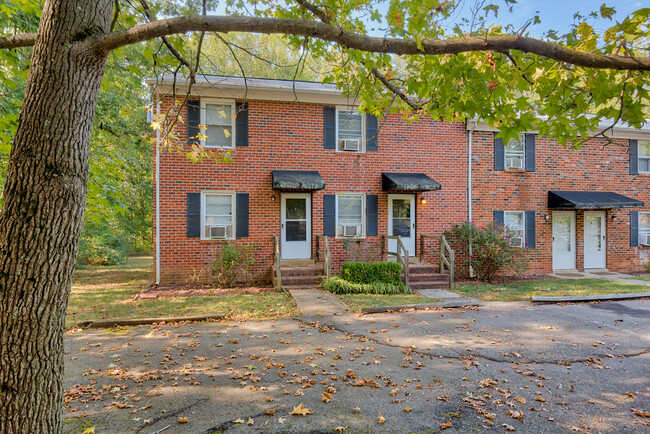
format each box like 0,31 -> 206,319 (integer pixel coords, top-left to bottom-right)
342,139 -> 361,151
209,225 -> 229,239
506,157 -> 524,169
343,225 -> 361,237
641,233 -> 650,246
510,236 -> 524,247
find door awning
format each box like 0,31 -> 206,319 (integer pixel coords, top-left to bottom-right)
272,170 -> 325,190
548,191 -> 644,209
382,172 -> 441,192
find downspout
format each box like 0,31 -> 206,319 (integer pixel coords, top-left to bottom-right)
467,120 -> 475,278
155,101 -> 161,285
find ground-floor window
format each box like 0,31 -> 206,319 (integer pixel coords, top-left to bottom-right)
336,194 -> 365,237
505,211 -> 525,247
640,212 -> 650,245
202,192 -> 235,239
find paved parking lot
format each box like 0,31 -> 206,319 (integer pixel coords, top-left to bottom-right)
64,299 -> 649,433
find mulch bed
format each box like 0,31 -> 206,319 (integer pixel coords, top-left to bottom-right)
137,284 -> 275,299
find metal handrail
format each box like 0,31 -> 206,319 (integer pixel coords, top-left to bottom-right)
272,235 -> 281,288
315,235 -> 332,280
381,235 -> 409,287
419,234 -> 455,290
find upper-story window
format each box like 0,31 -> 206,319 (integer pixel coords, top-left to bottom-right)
202,192 -> 235,239
504,134 -> 525,169
639,141 -> 650,173
202,99 -> 235,148
337,108 -> 365,153
336,194 -> 365,237
505,211 -> 525,247
639,212 -> 650,246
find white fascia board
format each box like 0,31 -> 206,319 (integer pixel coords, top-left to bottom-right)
466,118 -> 650,139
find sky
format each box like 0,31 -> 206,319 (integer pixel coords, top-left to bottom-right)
444,0 -> 646,37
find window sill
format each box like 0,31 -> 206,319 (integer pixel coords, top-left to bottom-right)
504,168 -> 527,173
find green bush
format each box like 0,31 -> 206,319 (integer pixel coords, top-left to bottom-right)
212,242 -> 256,288
341,261 -> 402,285
76,235 -> 127,267
323,276 -> 410,295
445,220 -> 528,282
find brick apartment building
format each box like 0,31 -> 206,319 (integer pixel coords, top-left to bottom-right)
150,75 -> 649,285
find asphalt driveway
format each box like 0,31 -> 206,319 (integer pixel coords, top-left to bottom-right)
64,299 -> 650,433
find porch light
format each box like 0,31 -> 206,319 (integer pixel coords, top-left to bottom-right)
544,214 -> 549,220
611,215 -> 617,220
271,195 -> 276,201
420,198 -> 427,204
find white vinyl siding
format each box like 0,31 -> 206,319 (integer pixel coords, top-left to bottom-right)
337,108 -> 364,153
504,134 -> 525,169
201,99 -> 235,148
639,141 -> 650,173
336,194 -> 365,237
505,211 -> 525,247
202,192 -> 235,239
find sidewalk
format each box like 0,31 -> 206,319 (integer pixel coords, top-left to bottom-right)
548,269 -> 650,286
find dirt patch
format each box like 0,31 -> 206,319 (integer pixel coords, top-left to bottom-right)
455,274 -> 557,285
138,284 -> 275,299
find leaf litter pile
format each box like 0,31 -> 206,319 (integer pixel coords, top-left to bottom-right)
63,311 -> 649,433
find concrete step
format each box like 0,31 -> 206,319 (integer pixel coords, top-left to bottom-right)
274,265 -> 323,277
409,281 -> 450,290
408,272 -> 449,282
279,275 -> 324,286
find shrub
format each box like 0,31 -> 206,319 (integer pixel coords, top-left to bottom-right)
212,242 -> 256,288
341,261 -> 402,285
445,220 -> 528,282
76,234 -> 127,267
323,276 -> 410,295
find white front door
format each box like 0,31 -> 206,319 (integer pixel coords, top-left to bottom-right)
388,194 -> 416,257
281,193 -> 311,259
584,211 -> 606,269
552,211 -> 576,270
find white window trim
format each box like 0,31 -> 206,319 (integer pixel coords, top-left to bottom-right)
200,98 -> 236,149
639,141 -> 650,174
335,106 -> 365,153
640,212 -> 650,246
504,134 -> 526,170
504,210 -> 525,248
201,191 -> 236,240
335,193 -> 366,239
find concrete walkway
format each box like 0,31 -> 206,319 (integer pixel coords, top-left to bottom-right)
549,269 -> 650,286
289,289 -> 348,319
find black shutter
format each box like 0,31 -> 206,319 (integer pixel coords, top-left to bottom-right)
525,134 -> 536,172
323,194 -> 336,236
493,210 -> 504,226
525,210 -> 536,248
630,139 -> 638,175
366,114 -> 378,151
235,102 -> 249,147
186,99 -> 200,145
366,195 -> 378,236
324,107 -> 336,149
494,133 -> 505,171
236,193 -> 249,238
187,193 -> 201,238
630,210 -> 639,247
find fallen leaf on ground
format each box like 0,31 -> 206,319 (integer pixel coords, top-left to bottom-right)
290,403 -> 313,416
233,418 -> 245,424
351,407 -> 361,414
403,406 -> 412,412
377,411 -> 386,424
178,417 -> 188,424
322,392 -> 332,403
81,428 -> 95,434
632,408 -> 650,417
265,410 -> 275,415
334,427 -> 347,433
440,421 -> 452,429
503,423 -> 516,431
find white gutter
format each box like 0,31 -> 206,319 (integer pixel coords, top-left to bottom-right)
155,101 -> 161,285
467,121 -> 475,278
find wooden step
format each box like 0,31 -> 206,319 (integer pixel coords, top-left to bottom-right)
409,280 -> 450,290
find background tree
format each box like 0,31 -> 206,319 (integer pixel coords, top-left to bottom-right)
0,0 -> 648,431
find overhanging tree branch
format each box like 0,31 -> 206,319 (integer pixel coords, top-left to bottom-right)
2,15 -> 650,71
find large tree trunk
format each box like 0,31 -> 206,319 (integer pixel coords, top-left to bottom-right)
0,0 -> 112,431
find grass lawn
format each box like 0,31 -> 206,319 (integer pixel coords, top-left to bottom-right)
634,275 -> 650,282
336,293 -> 435,311
67,256 -> 297,329
454,278 -> 648,302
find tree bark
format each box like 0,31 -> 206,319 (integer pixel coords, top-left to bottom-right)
0,0 -> 112,431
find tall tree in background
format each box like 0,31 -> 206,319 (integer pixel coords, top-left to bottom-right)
0,0 -> 649,430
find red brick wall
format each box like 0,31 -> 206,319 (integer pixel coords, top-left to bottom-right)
154,98 -> 469,284
471,131 -> 650,274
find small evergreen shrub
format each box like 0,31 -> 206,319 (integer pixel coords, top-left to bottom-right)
341,261 -> 402,285
212,242 -> 256,288
323,276 -> 410,295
